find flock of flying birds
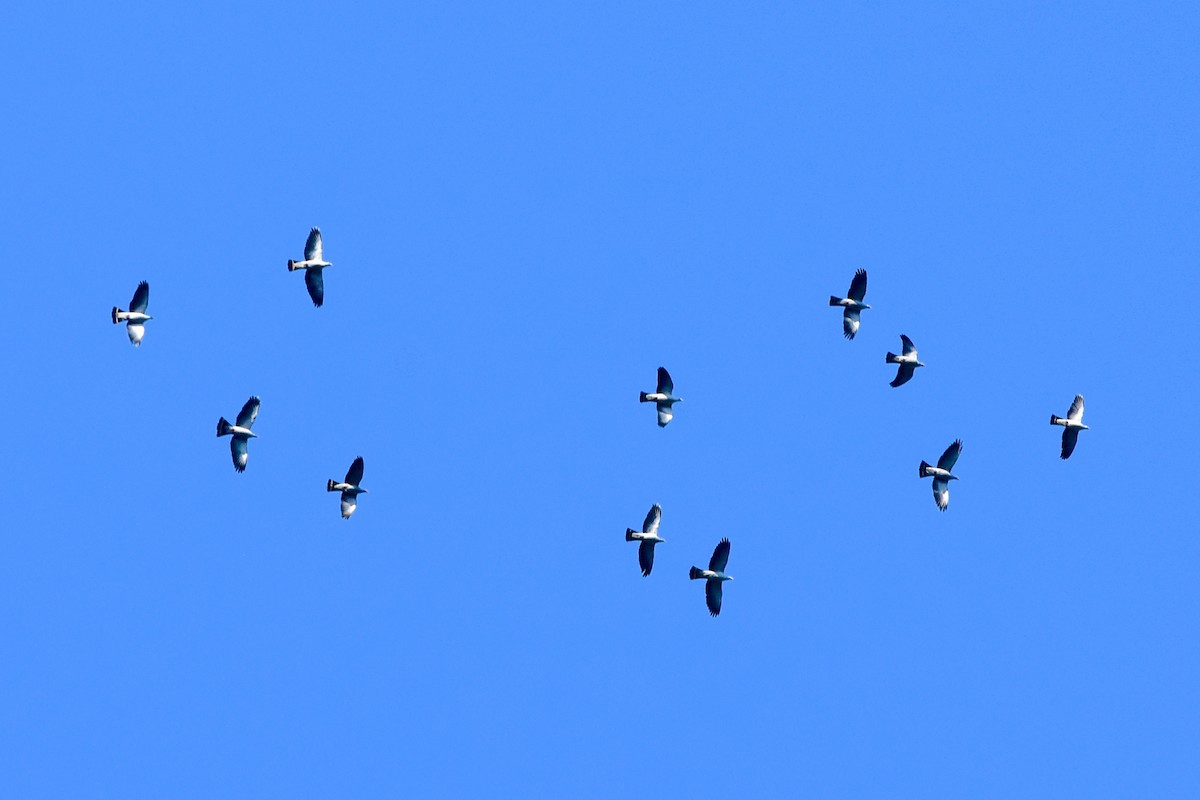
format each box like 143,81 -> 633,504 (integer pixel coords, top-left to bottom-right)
624,268 -> 1090,617
110,246 -> 1090,616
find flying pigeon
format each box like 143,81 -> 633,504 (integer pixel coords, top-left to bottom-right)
829,268 -> 870,340
1050,394 -> 1088,459
689,538 -> 733,617
111,281 -> 152,346
639,367 -> 682,427
327,456 -> 368,519
287,227 -> 332,307
885,335 -> 925,387
216,396 -> 260,473
625,503 -> 664,576
919,439 -> 962,511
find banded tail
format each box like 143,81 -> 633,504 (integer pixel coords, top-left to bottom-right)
886,352 -> 899,364
689,566 -> 704,580
217,417 -> 231,437
919,460 -> 931,477
111,307 -> 121,324
327,479 -> 338,492
287,259 -> 297,271
639,392 -> 650,403
1050,415 -> 1062,425
625,528 -> 637,541
829,295 -> 842,306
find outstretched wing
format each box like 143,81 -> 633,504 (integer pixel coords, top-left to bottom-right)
340,492 -> 357,519
657,403 -> 673,427
638,541 -> 655,577
937,439 -> 962,472
709,537 -> 731,572
932,478 -> 949,511
305,267 -> 325,307
900,334 -> 916,357
345,456 -> 365,486
656,367 -> 673,395
642,503 -> 661,535
843,307 -> 861,339
130,281 -> 150,313
231,436 -> 249,473
236,396 -> 260,429
890,363 -> 916,388
126,322 -> 145,346
304,227 -> 323,261
705,579 -> 723,616
847,269 -> 867,303
1061,428 -> 1080,460
1067,394 -> 1085,422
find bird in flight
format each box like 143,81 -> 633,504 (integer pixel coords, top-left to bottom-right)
287,227 -> 333,307
111,281 -> 152,346
1050,394 -> 1088,459
886,334 -> 925,387
328,456 -> 368,519
625,503 -> 665,576
829,269 -> 869,340
216,396 -> 260,473
919,439 -> 962,511
639,367 -> 682,427
689,538 -> 733,617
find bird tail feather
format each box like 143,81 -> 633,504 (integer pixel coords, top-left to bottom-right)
327,479 -> 338,492
886,352 -> 899,363
625,528 -> 637,541
829,295 -> 842,306
1049,415 -> 1061,425
287,260 -> 296,271
919,460 -> 931,477
111,307 -> 122,324
217,417 -> 231,437
689,566 -> 704,580
639,392 -> 650,403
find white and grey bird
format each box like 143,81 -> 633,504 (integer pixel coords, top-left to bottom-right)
886,334 -> 925,387
327,456 -> 368,519
639,367 -> 682,427
689,538 -> 733,617
111,281 -> 152,346
216,396 -> 260,473
625,503 -> 665,576
1050,394 -> 1088,460
919,439 -> 962,511
829,268 -> 869,340
287,227 -> 332,307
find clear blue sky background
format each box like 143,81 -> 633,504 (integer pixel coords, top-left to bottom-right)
3,2 -> 1198,796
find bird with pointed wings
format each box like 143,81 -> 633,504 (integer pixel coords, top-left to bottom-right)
327,456 -> 368,519
216,396 -> 260,473
689,538 -> 733,617
919,439 -> 962,511
639,367 -> 682,427
111,281 -> 152,346
829,269 -> 870,340
625,503 -> 665,576
1050,395 -> 1088,459
287,227 -> 333,307
885,334 -> 925,387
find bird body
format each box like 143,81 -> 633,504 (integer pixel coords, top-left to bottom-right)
216,396 -> 260,473
919,439 -> 962,511
112,281 -> 152,346
1050,394 -> 1088,459
829,269 -> 870,339
886,334 -> 924,387
689,538 -> 733,616
327,456 -> 367,519
287,227 -> 332,307
639,367 -> 682,427
625,503 -> 664,576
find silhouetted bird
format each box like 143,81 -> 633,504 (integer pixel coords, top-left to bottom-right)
111,281 -> 151,346
328,456 -> 368,519
829,269 -> 869,339
919,439 -> 962,511
216,396 -> 260,473
639,367 -> 682,427
1050,395 -> 1088,460
689,538 -> 733,617
886,334 -> 924,387
287,227 -> 332,307
625,503 -> 664,576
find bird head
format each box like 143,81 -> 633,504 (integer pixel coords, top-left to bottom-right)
949,474 -> 959,481
916,361 -> 925,368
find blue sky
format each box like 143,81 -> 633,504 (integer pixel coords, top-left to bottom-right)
2,2 -> 1198,796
